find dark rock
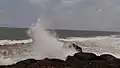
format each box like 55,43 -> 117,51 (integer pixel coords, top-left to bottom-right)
100,54 -> 117,60
74,52 -> 97,61
66,55 -> 120,68
90,56 -> 103,60
27,58 -> 65,68
1,47 -> 120,68
14,58 -> 37,68
17,58 -> 37,64
48,58 -> 65,67
71,44 -> 82,52
33,59 -> 53,68
66,56 -> 86,68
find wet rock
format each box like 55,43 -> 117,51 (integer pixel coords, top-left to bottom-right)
13,58 -> 37,68
1,45 -> 120,68
74,52 -> 97,61
100,54 -> 117,60
71,44 -> 82,52
26,58 -> 65,68
0,58 -> 65,68
17,58 -> 37,64
90,56 -> 103,60
33,59 -> 53,68
66,56 -> 85,68
66,55 -> 120,68
48,58 -> 65,68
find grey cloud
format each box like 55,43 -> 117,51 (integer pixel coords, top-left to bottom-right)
0,0 -> 40,27
25,0 -> 120,31
0,0 -> 120,31
26,0 -> 120,31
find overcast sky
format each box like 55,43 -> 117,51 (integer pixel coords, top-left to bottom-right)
1,0 -> 120,31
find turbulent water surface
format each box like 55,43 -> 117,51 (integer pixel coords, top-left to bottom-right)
0,26 -> 120,65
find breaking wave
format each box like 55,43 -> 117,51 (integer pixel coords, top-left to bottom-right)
0,34 -> 120,65
60,35 -> 120,58
28,20 -> 77,60
0,20 -> 78,65
0,39 -> 32,46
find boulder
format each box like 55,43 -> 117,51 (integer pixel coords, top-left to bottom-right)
14,58 -> 37,68
66,56 -> 86,68
74,52 -> 97,61
28,58 -> 65,68
100,54 -> 117,60
1,46 -> 120,68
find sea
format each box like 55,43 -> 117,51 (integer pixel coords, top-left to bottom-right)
0,26 -> 120,65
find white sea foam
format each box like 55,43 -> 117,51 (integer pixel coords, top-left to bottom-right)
0,34 -> 120,65
0,25 -> 120,65
59,35 -> 120,58
0,39 -> 32,45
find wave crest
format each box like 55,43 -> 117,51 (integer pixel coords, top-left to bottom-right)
0,39 -> 32,45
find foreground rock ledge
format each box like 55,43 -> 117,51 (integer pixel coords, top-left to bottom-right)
0,52 -> 120,68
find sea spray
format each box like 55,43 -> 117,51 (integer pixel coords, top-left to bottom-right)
0,19 -> 77,65
28,19 -> 77,60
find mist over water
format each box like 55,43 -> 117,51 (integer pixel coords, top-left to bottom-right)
28,19 -> 77,60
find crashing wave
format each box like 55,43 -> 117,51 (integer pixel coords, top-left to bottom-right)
0,35 -> 120,65
0,39 -> 32,45
59,35 -> 120,58
0,35 -> 120,46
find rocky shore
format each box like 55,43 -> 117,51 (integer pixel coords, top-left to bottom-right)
0,44 -> 120,68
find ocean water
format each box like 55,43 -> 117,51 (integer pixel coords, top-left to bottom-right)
0,26 -> 120,65
0,27 -> 120,40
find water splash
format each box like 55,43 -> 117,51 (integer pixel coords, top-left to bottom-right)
28,19 -> 77,60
